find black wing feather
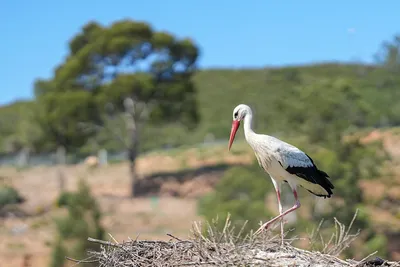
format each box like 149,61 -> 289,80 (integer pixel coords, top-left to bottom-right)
280,154 -> 334,198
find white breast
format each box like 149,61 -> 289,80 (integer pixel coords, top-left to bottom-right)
254,149 -> 290,182
268,156 -> 292,182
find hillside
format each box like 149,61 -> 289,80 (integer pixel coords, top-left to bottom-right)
1,63 -> 400,156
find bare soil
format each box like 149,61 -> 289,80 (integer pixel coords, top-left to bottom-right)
0,143 -> 252,267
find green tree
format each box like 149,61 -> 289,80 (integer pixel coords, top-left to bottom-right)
0,101 -> 43,153
50,178 -> 105,267
35,19 -> 200,197
375,34 -> 400,73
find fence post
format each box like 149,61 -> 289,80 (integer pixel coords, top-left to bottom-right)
56,146 -> 66,193
98,149 -> 108,166
17,147 -> 30,168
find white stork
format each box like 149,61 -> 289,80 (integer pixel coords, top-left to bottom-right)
228,104 -> 334,244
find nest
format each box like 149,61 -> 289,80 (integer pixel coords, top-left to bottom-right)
69,214 -> 400,267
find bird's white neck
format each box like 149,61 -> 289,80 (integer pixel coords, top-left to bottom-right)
243,113 -> 255,141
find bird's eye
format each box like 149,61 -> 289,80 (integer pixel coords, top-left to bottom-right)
234,111 -> 238,119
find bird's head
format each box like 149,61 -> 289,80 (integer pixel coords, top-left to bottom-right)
229,104 -> 252,151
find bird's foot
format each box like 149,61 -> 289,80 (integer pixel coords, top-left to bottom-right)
253,221 -> 272,236
254,218 -> 288,237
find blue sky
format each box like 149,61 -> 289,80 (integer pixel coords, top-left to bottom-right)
1,1 -> 399,106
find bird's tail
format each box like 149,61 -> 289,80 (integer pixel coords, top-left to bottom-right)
315,169 -> 334,198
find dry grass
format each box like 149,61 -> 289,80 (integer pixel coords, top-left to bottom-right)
307,210 -> 361,257
69,213 -> 400,267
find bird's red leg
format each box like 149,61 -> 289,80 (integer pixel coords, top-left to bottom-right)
271,179 -> 284,245
254,189 -> 301,236
276,190 -> 285,245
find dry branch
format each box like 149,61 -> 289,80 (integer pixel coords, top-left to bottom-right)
70,215 -> 400,267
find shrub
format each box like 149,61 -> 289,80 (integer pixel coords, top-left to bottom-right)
0,185 -> 24,207
50,178 -> 105,267
198,161 -> 274,235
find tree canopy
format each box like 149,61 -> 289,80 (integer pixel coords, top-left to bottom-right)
34,19 -> 200,151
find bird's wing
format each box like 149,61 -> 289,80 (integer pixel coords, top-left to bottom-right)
273,145 -> 322,184
274,145 -> 314,169
275,146 -> 334,197
267,138 -> 333,197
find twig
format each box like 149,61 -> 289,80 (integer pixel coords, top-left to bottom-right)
167,233 -> 183,242
108,233 -> 119,244
87,237 -> 122,247
65,256 -> 98,264
134,233 -> 140,242
352,251 -> 378,267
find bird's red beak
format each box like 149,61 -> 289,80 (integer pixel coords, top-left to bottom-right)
228,120 -> 240,151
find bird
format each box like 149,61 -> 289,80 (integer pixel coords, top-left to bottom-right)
228,104 -> 334,245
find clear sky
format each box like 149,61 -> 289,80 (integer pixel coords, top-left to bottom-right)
1,1 -> 399,106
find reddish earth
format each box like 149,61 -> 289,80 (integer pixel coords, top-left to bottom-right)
0,143 -> 252,267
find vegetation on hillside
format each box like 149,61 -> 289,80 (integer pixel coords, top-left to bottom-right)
1,64 -> 400,155
51,178 -> 105,267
